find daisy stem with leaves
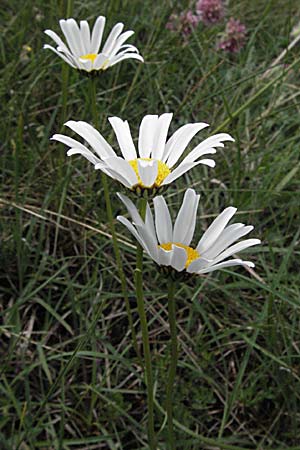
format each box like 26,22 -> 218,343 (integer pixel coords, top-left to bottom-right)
135,197 -> 156,450
89,77 -> 141,363
166,280 -> 177,449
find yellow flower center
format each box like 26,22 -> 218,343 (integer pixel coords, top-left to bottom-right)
128,158 -> 171,188
159,243 -> 200,268
80,53 -> 97,63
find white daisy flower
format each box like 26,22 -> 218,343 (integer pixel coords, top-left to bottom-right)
43,16 -> 143,73
117,188 -> 261,279
51,113 -> 234,196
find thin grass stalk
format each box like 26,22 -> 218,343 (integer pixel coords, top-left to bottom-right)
89,78 -> 141,362
134,197 -> 156,449
166,281 -> 177,449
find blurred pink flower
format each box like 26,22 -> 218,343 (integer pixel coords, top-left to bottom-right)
218,17 -> 247,53
196,0 -> 225,25
166,10 -> 200,38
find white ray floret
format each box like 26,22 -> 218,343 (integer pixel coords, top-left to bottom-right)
44,16 -> 143,72
117,189 -> 261,276
51,113 -> 234,194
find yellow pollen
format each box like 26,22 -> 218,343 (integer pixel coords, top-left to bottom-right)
159,243 -> 200,268
128,158 -> 171,188
80,53 -> 97,63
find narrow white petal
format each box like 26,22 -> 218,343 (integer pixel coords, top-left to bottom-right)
97,165 -> 133,188
108,117 -> 136,160
183,133 -> 234,164
153,196 -> 173,244
51,134 -> 88,152
102,22 -> 124,56
65,120 -> 116,159
43,44 -> 77,68
67,148 -> 101,165
151,113 -> 173,160
187,257 -> 212,273
170,246 -> 187,272
161,159 -> 214,186
104,157 -> 138,186
145,204 -> 157,242
117,216 -> 148,252
91,16 -> 106,53
109,30 -> 135,57
158,247 -> 172,267
108,53 -> 144,67
173,189 -> 200,245
138,160 -> 158,187
202,225 -> 254,260
211,239 -> 261,265
197,207 -> 237,254
117,193 -> 144,226
138,115 -> 159,158
164,123 -> 209,167
197,259 -> 255,274
93,53 -> 109,70
80,20 -> 91,54
44,29 -> 70,54
60,19 -> 83,56
136,224 -> 159,262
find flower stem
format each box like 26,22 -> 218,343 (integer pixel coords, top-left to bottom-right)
135,197 -> 156,449
89,78 -> 141,362
166,281 -> 177,449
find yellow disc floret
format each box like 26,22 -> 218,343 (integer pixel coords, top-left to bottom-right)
128,158 -> 171,188
159,243 -> 200,268
80,53 -> 97,63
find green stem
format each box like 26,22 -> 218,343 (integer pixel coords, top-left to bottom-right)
89,78 -> 141,362
135,197 -> 156,449
166,281 -> 177,449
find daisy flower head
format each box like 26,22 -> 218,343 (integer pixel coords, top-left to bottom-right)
117,189 -> 260,281
51,113 -> 234,197
43,16 -> 143,75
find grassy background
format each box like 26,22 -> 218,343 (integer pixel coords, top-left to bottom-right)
1,0 -> 300,448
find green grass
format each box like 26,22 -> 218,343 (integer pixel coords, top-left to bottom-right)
1,0 -> 300,448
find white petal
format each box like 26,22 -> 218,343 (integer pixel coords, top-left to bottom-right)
43,44 -> 77,68
80,20 -> 91,54
108,117 -> 136,160
117,216 -> 148,252
151,113 -> 173,160
170,245 -> 187,271
197,259 -> 255,274
211,239 -> 261,265
138,160 -> 158,187
108,53 -> 144,67
44,29 -> 70,54
78,58 -> 93,71
97,165 -> 133,188
91,16 -> 106,54
158,247 -> 172,267
65,120 -> 116,159
164,123 -> 209,167
93,53 -> 109,70
187,257 -> 212,273
103,157 -> 138,187
102,22 -> 124,56
197,207 -> 237,254
136,224 -> 159,262
183,133 -> 234,164
138,115 -> 159,158
202,224 -> 254,260
51,134 -> 88,153
173,189 -> 200,245
67,148 -> 101,165
145,204 -> 157,242
60,19 -> 83,56
117,193 -> 144,226
161,159 -> 215,186
153,196 -> 173,244
109,30 -> 135,57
